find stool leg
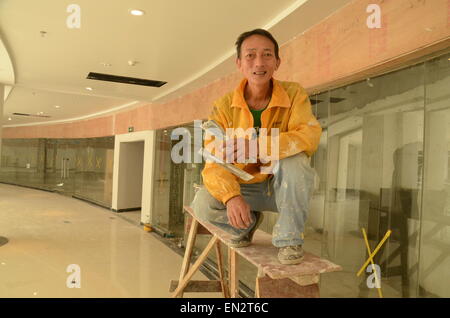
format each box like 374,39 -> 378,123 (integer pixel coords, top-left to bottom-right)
228,247 -> 238,298
215,241 -> 229,298
255,268 -> 264,298
172,236 -> 219,297
176,216 -> 198,298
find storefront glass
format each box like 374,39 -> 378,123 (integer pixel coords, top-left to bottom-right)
0,136 -> 114,208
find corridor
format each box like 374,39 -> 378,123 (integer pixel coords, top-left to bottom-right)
0,183 -> 220,298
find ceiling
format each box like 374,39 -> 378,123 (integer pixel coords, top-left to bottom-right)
0,0 -> 352,127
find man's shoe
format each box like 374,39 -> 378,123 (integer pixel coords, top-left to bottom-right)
229,212 -> 264,248
278,245 -> 304,265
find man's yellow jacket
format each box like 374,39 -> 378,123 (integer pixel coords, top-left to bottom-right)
202,78 -> 322,204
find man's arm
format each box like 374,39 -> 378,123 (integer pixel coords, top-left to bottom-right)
201,102 -> 242,205
201,102 -> 253,229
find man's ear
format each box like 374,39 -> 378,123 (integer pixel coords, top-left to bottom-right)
275,58 -> 281,70
236,57 -> 241,69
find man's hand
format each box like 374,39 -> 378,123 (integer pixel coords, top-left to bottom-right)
218,138 -> 258,163
226,195 -> 252,229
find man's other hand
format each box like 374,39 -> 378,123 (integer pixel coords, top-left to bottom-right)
226,195 -> 252,229
219,138 -> 258,163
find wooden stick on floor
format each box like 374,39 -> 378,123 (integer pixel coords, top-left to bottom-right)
215,241 -> 229,298
172,236 -> 219,298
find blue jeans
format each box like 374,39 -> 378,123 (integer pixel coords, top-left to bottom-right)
190,152 -> 316,248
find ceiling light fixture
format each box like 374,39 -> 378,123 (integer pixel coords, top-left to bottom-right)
54,105 -> 61,109
130,9 -> 145,16
8,117 -> 12,121
86,72 -> 167,87
86,87 -> 93,91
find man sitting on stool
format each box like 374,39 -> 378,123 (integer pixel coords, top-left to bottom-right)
191,29 -> 322,265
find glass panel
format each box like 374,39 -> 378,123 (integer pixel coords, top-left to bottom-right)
152,128 -> 173,234
0,138 -> 44,188
41,139 -> 76,194
182,123 -> 204,208
152,125 -> 188,238
73,137 -> 115,207
0,137 -> 114,208
419,52 -> 450,297
53,139 -> 77,195
322,63 -> 425,298
43,138 -> 58,191
0,139 -> 20,184
307,92 -> 329,256
73,138 -> 89,199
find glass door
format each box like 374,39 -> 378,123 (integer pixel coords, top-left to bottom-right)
44,139 -> 77,195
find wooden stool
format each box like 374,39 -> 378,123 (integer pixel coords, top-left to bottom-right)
170,206 -> 342,298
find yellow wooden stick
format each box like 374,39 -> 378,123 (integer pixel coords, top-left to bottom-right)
357,229 -> 392,277
362,228 -> 383,298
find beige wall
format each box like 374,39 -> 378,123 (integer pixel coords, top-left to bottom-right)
3,0 -> 450,139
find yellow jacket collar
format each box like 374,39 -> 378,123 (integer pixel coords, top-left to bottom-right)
231,78 -> 291,109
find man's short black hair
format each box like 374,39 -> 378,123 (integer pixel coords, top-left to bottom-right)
235,28 -> 280,59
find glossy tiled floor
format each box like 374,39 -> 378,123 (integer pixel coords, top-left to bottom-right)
0,183 -> 222,298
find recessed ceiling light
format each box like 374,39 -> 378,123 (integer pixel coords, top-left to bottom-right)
100,62 -> 112,67
86,87 -> 93,91
130,9 -> 145,16
54,105 -> 61,109
8,117 -> 12,121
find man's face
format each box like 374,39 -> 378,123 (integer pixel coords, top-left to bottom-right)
236,34 -> 280,86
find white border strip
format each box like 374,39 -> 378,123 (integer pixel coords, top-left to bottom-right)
3,100 -> 143,128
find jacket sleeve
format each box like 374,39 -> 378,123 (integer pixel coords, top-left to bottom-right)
201,102 -> 241,205
259,84 -> 322,161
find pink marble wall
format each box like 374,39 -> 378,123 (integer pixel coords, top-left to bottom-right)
3,116 -> 114,139
4,0 -> 449,139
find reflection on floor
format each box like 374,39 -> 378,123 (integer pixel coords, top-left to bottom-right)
116,210 -> 142,226
0,183 -> 222,298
